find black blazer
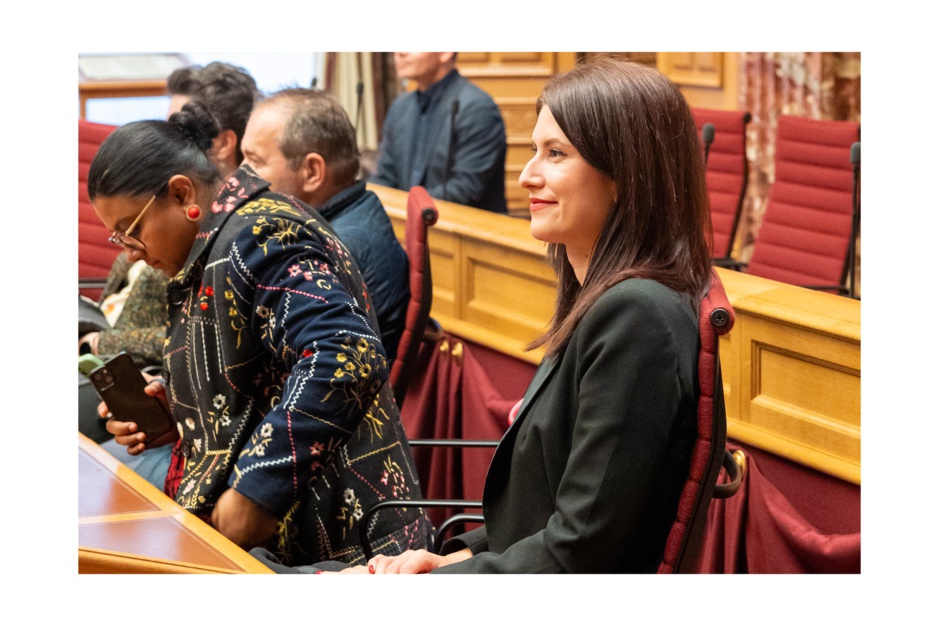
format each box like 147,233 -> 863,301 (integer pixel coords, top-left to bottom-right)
435,279 -> 699,573
370,69 -> 507,214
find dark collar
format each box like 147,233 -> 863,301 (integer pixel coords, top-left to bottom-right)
315,181 -> 367,222
209,164 -> 270,217
415,68 -> 460,112
175,165 -> 271,281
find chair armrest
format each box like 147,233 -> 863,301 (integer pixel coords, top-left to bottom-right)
424,317 -> 444,342
713,449 -> 746,499
79,277 -> 109,290
360,498 -> 484,560
409,439 -> 499,448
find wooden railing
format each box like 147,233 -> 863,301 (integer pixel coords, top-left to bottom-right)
371,183 -> 861,485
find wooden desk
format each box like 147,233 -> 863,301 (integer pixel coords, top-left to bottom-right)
78,433 -> 272,574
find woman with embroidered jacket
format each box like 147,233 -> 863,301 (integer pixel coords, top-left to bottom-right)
354,57 -> 714,574
88,101 -> 429,567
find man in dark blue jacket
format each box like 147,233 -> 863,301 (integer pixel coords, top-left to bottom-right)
371,53 -> 507,214
241,88 -> 409,360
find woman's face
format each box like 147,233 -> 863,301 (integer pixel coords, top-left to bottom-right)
93,190 -> 199,277
520,106 -> 616,265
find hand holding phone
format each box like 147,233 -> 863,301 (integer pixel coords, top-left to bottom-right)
90,352 -> 177,449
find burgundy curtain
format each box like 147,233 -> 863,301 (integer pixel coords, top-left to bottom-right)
397,332 -> 530,527
699,443 -> 860,573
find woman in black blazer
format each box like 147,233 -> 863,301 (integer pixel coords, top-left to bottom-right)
360,56 -> 714,574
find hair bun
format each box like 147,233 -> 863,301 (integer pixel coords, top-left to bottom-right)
169,100 -> 220,151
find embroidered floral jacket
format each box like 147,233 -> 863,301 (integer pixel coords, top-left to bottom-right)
163,166 -> 426,566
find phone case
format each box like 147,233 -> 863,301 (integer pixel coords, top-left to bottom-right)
79,353 -> 105,377
90,352 -> 176,449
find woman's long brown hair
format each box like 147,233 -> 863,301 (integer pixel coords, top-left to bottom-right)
529,57 -> 713,357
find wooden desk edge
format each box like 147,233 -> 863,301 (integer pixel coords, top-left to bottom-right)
79,546 -> 272,574
78,434 -> 274,574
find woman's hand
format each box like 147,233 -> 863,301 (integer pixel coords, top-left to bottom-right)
100,375 -> 170,455
362,548 -> 473,574
211,488 -> 280,550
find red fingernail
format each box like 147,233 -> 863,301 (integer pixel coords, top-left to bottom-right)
368,564 -> 375,574
315,570 -> 324,575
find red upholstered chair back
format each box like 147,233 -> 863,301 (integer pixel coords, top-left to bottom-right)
746,115 -> 860,291
692,107 -> 751,260
79,119 -> 119,300
389,186 -> 439,407
658,268 -> 735,573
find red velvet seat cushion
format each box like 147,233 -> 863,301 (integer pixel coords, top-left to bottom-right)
747,116 -> 859,288
389,186 -> 438,404
79,119 -> 119,299
692,108 -> 751,258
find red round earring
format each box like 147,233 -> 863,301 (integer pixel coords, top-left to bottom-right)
186,205 -> 202,222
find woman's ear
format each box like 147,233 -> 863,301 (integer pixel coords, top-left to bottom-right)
167,174 -> 198,207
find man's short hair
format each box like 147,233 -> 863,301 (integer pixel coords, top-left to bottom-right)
167,62 -> 259,162
266,88 -> 361,188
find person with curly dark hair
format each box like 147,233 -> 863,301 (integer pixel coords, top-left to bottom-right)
167,61 -> 259,179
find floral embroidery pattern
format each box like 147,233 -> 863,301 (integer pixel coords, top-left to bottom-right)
251,216 -> 303,256
380,455 -> 412,499
323,336 -> 387,414
336,488 -> 364,538
240,197 -> 301,216
206,394 -> 231,435
256,303 -> 275,344
211,177 -> 249,213
307,440 -> 328,475
361,394 -> 390,441
224,279 -> 248,348
195,283 -> 215,312
241,422 -> 274,458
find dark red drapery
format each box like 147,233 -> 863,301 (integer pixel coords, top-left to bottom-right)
397,332 -> 529,528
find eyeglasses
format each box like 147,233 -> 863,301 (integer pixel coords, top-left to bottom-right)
108,194 -> 157,251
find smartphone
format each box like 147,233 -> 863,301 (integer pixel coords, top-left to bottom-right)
89,352 -> 177,449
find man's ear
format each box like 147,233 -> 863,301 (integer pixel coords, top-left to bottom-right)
299,152 -> 328,197
212,129 -> 239,167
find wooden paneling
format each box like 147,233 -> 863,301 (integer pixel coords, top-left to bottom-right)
658,52 -> 741,111
456,53 -> 578,217
374,184 -> 861,483
399,52 -> 741,215
658,52 -> 724,87
717,270 -> 860,483
461,237 -> 556,340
